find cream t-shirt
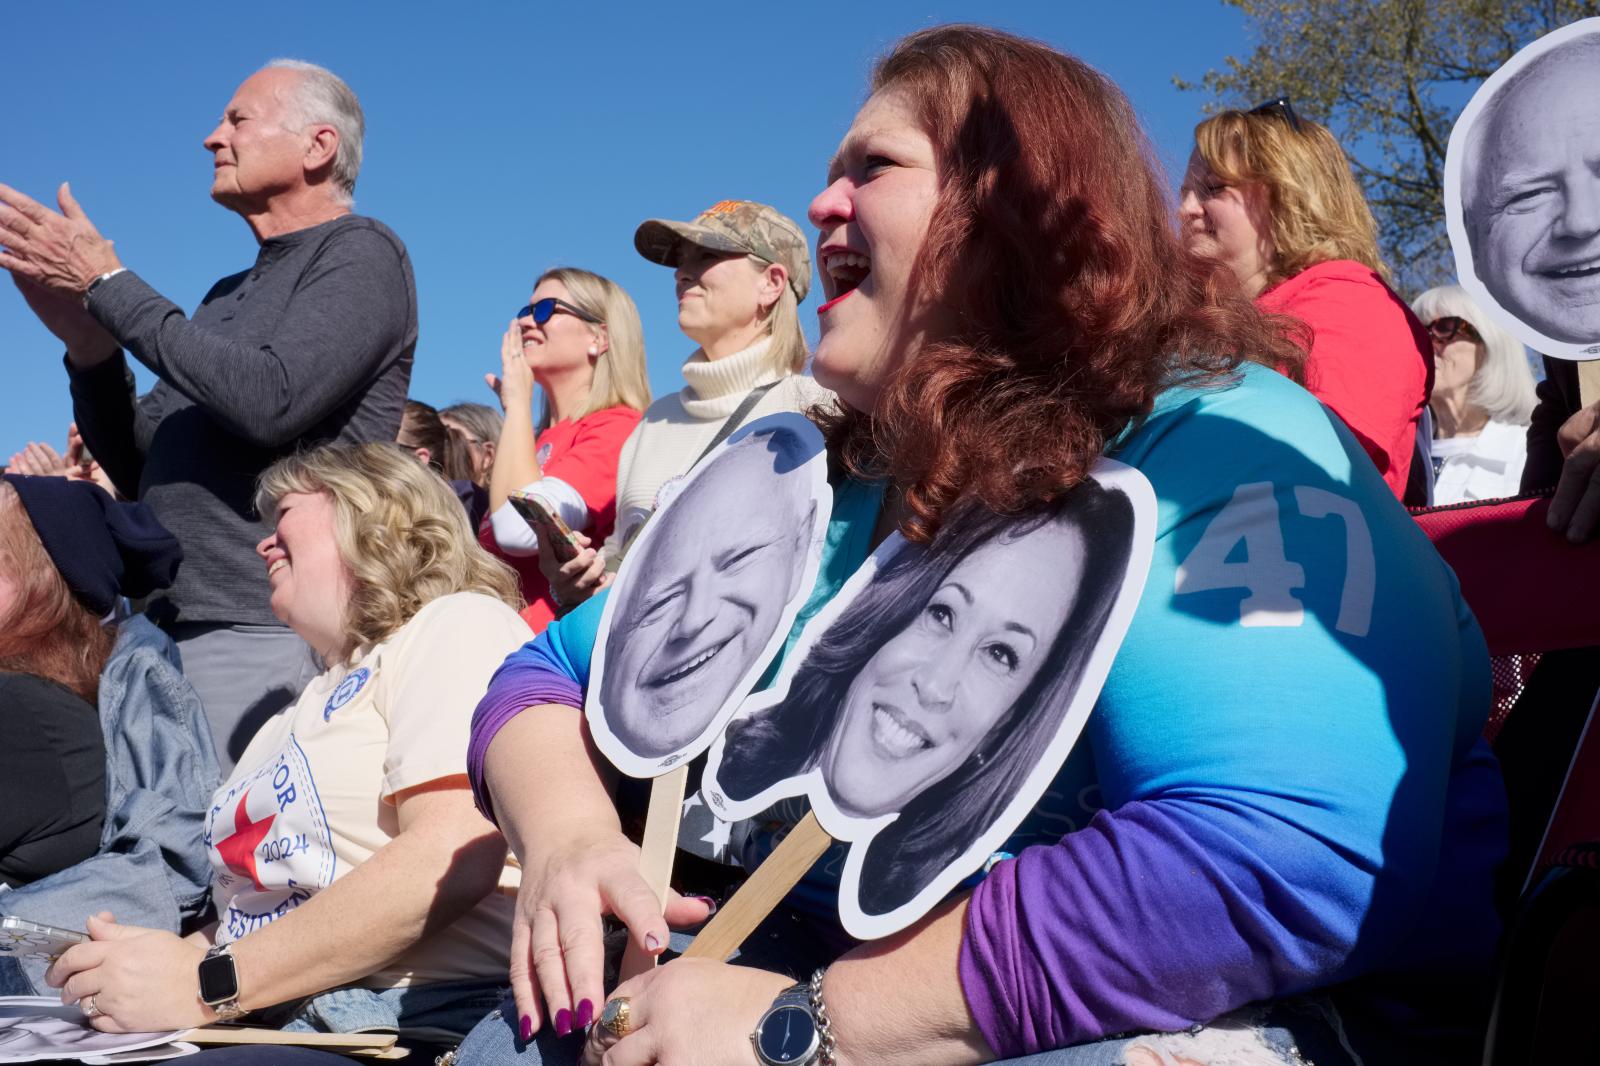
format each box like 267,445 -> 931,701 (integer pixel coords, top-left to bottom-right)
204,592 -> 530,988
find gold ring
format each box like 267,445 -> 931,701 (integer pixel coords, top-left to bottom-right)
81,995 -> 102,1019
597,996 -> 632,1037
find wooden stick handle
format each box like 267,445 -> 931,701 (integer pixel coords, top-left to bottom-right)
617,765 -> 689,981
181,1028 -> 397,1049
682,810 -> 832,961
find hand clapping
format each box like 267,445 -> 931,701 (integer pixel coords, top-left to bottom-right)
0,183 -> 122,297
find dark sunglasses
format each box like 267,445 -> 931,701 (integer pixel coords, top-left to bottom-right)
1427,316 -> 1480,344
1249,97 -> 1303,134
514,297 -> 600,326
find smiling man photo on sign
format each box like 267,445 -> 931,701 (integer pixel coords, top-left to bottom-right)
1456,23 -> 1600,355
590,416 -> 829,775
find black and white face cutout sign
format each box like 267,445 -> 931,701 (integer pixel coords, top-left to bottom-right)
1446,18 -> 1600,360
703,460 -> 1155,939
587,414 -> 831,778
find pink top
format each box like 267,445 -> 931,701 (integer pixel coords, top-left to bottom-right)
1257,259 -> 1433,500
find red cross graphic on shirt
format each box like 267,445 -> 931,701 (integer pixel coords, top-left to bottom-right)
215,790 -> 276,891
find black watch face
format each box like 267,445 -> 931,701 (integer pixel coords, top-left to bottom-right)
756,1004 -> 818,1064
197,952 -> 238,1004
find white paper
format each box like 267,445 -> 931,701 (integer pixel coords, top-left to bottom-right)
0,997 -> 186,1064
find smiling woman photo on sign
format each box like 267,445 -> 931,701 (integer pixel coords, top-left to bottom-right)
709,475 -> 1138,922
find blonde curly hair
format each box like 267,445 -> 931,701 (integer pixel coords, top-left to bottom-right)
1193,109 -> 1387,288
256,443 -> 523,659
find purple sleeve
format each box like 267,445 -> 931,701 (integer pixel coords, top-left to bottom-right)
958,800 -> 1362,1056
466,637 -> 584,826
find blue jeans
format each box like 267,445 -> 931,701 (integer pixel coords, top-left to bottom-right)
186,977 -> 508,1063
451,913 -> 1362,1066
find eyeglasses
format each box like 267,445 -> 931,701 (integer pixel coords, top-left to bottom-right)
1249,97 -> 1303,134
1427,316 -> 1480,344
514,297 -> 600,325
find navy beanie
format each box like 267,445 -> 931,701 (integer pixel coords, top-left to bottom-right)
2,474 -> 183,615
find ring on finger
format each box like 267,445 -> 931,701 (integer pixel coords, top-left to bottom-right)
81,995 -> 103,1019
597,996 -> 632,1037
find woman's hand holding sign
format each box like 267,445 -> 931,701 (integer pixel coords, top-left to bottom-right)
510,823 -> 712,1039
486,704 -> 714,1040
583,958 -> 791,1066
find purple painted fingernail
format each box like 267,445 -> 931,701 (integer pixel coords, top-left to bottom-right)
554,1008 -> 572,1037
645,931 -> 663,952
575,999 -> 594,1028
519,1015 -> 533,1042
692,895 -> 719,916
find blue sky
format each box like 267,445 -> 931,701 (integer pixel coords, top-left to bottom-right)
2,1 -> 1251,458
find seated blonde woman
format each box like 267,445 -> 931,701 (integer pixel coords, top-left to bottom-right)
44,443 -> 531,1049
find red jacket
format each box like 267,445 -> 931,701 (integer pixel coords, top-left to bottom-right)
1257,260 -> 1434,501
479,404 -> 642,632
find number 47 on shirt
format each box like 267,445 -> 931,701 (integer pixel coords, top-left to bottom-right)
1175,481 -> 1374,638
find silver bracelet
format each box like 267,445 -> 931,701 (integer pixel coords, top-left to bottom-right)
808,968 -> 837,1066
82,267 -> 127,308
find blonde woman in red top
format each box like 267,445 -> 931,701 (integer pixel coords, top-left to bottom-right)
482,268 -> 650,631
1179,103 -> 1433,502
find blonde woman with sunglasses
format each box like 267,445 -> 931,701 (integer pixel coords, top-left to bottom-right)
483,269 -> 651,631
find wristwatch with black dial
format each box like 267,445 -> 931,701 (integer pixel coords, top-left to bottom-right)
196,943 -> 247,1021
751,982 -> 821,1065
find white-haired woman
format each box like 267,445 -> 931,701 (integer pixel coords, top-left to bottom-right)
45,443 -> 530,1053
540,200 -> 833,611
1411,285 -> 1539,503
484,268 -> 652,632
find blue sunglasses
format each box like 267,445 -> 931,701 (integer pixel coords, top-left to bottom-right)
514,296 -> 600,325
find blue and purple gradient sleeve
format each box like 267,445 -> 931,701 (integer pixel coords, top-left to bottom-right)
467,591 -> 608,824
958,366 -> 1505,1055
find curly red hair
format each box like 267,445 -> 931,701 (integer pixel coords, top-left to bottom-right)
821,26 -> 1306,542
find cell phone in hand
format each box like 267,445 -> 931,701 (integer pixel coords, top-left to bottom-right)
507,491 -> 584,565
0,915 -> 88,962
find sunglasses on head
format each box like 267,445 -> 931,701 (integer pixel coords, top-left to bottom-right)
1249,97 -> 1303,134
514,297 -> 600,326
1428,316 -> 1480,344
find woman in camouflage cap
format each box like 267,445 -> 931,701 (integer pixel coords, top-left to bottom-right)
537,200 -> 834,613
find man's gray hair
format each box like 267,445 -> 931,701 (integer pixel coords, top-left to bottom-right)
1462,32 -> 1600,227
264,59 -> 364,205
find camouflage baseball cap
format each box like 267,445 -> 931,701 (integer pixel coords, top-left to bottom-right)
635,200 -> 812,302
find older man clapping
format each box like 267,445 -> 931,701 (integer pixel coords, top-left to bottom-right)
0,60 -> 418,768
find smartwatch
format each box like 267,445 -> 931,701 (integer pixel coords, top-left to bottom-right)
751,983 -> 820,1065
196,943 -> 247,1021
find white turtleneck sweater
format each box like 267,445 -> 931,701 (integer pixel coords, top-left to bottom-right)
600,337 -> 834,565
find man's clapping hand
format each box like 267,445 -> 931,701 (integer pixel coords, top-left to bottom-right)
0,182 -> 121,297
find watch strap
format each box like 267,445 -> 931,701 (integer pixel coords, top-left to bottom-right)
752,982 -> 821,1066
197,943 -> 247,1021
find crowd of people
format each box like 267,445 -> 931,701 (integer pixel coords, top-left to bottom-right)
1,21 -> 1594,1066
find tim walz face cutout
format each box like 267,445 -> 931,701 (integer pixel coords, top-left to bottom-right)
599,432 -> 819,761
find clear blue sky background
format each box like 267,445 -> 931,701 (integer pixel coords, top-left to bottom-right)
2,1 -> 1252,458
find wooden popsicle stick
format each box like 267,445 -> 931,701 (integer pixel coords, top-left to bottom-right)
617,764 -> 690,981
180,1027 -> 397,1050
682,810 -> 831,961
